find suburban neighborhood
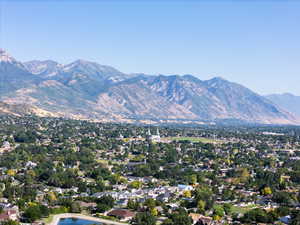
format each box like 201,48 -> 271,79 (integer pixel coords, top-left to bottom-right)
0,116 -> 299,225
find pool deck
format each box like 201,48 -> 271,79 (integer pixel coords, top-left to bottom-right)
47,213 -> 128,225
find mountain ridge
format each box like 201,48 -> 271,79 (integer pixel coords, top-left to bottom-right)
265,93 -> 300,117
0,49 -> 299,125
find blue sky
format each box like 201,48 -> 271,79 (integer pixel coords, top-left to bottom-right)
1,0 -> 300,95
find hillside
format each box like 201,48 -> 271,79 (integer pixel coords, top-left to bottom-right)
266,93 -> 300,117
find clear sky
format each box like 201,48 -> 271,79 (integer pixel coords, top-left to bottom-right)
0,0 -> 300,95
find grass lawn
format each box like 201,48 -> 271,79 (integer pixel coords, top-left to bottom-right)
43,214 -> 55,224
231,204 -> 259,215
167,136 -> 223,144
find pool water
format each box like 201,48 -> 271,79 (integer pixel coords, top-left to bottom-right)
58,218 -> 102,225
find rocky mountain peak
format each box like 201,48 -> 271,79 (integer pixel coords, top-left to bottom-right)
0,49 -> 17,63
24,60 -> 61,75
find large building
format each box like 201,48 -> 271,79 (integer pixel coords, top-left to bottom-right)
146,128 -> 160,142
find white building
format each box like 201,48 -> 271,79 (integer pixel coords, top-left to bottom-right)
146,128 -> 160,142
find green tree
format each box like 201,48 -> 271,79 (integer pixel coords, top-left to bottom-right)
70,202 -> 81,213
161,219 -> 173,225
223,203 -> 233,215
23,204 -> 49,222
168,208 -> 193,225
213,205 -> 225,218
150,208 -> 158,216
272,191 -> 296,206
291,210 -> 300,225
131,212 -> 156,225
127,199 -> 140,210
2,220 -> 20,225
144,198 -> 156,209
129,181 -> 142,189
261,186 -> 272,195
240,208 -> 275,224
197,200 -> 206,214
95,195 -> 115,213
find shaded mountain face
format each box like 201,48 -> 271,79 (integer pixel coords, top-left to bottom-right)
0,50 -> 298,124
266,93 -> 300,117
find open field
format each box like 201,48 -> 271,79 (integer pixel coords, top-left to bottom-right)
231,204 -> 259,214
166,136 -> 223,144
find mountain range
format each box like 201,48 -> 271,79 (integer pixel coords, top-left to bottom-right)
265,93 -> 300,117
0,49 -> 299,125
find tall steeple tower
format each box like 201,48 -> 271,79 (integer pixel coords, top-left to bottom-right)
146,127 -> 151,142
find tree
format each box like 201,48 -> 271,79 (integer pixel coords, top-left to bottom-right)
95,195 -> 114,213
261,186 -> 272,195
7,169 -> 16,176
197,200 -> 206,214
240,208 -> 275,224
131,212 -> 156,225
96,203 -> 111,213
2,220 -> 20,225
129,181 -> 142,189
168,208 -> 193,225
127,199 -> 140,210
213,205 -> 225,218
272,191 -> 296,206
96,195 -> 115,208
193,187 -> 214,210
275,206 -> 290,217
46,192 -> 57,203
213,215 -> 221,221
291,210 -> 300,225
183,190 -> 192,198
150,207 -> 158,216
70,202 -> 81,213
161,219 -> 173,225
223,203 -> 233,215
23,204 -> 50,222
188,174 -> 197,185
238,168 -> 250,183
144,198 -> 156,209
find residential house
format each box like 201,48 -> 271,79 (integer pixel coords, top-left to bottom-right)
107,209 -> 136,221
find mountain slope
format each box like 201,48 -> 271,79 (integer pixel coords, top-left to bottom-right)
24,60 -> 62,77
96,76 -> 198,120
112,75 -> 297,124
266,93 -> 300,117
0,49 -> 42,95
25,59 -> 131,97
202,77 -> 294,123
0,101 -> 33,116
0,50 -> 298,124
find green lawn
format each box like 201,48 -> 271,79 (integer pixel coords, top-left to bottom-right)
231,204 -> 259,215
168,136 -> 223,144
43,214 -> 55,224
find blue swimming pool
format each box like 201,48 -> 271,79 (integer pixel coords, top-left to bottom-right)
58,218 -> 102,225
